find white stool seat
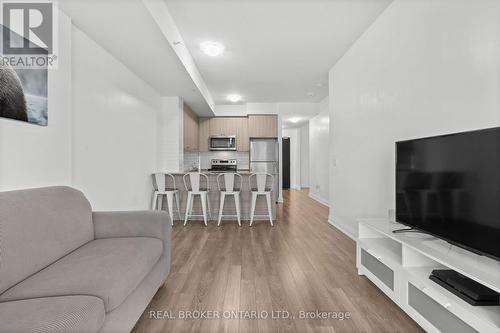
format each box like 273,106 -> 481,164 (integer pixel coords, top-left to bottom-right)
183,173 -> 211,226
154,189 -> 178,195
151,173 -> 181,225
251,190 -> 270,195
249,173 -> 275,226
217,173 -> 242,226
219,189 -> 241,193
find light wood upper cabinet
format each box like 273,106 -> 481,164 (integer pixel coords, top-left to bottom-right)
248,115 -> 278,138
209,118 -> 223,136
209,117 -> 249,151
183,104 -> 199,152
236,117 -> 249,151
198,118 -> 210,152
209,117 -> 237,137
196,116 -> 272,152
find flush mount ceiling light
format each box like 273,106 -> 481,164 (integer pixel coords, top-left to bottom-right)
200,41 -> 225,57
289,117 -> 300,123
226,94 -> 242,103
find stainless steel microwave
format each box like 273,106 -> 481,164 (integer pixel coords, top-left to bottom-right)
209,136 -> 237,151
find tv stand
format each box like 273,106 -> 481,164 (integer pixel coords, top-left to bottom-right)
357,218 -> 500,333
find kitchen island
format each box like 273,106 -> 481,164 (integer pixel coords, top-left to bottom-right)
157,171 -> 278,223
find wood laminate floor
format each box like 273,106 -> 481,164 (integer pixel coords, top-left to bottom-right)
132,189 -> 423,333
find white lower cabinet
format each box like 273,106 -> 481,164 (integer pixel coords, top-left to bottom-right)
405,282 -> 478,333
357,219 -> 500,333
360,249 -> 395,291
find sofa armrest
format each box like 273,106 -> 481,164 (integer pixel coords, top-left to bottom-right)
92,211 -> 171,258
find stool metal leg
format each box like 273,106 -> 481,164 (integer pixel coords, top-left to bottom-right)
184,192 -> 192,226
189,194 -> 194,215
234,193 -> 241,227
166,192 -> 174,226
175,192 -> 181,220
207,194 -> 212,220
152,192 -> 158,210
218,192 -> 225,226
265,192 -> 273,226
157,194 -> 164,211
200,193 -> 208,226
250,192 -> 257,226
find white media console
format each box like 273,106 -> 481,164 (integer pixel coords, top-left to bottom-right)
356,218 -> 500,333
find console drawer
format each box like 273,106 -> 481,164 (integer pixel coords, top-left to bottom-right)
407,283 -> 478,333
360,248 -> 394,290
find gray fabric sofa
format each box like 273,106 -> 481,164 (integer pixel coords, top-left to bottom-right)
0,186 -> 171,333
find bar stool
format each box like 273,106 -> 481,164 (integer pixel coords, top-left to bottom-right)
183,172 -> 211,226
216,173 -> 242,226
151,173 -> 181,225
249,173 -> 275,226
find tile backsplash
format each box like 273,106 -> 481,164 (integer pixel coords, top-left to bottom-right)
184,151 -> 250,171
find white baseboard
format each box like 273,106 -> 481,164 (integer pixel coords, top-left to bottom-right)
328,215 -> 357,240
308,192 -> 329,207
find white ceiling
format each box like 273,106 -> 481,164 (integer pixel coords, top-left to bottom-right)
165,0 -> 392,105
279,103 -> 321,129
58,0 -> 392,115
58,0 -> 214,116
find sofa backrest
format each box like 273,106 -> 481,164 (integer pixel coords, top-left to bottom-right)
0,186 -> 94,294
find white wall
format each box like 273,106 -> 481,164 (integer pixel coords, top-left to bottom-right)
282,127 -> 301,189
0,11 -> 73,191
283,123 -> 311,191
157,96 -> 184,172
72,26 -> 162,210
329,0 -> 500,238
299,123 -> 309,188
309,96 -> 330,206
0,10 -> 185,211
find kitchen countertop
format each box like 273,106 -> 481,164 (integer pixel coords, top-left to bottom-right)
169,169 -> 253,175
153,170 -> 277,220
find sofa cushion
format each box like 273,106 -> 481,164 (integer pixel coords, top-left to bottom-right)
0,237 -> 163,312
0,186 -> 94,294
0,295 -> 105,333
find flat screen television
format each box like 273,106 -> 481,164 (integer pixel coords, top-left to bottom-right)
396,127 -> 500,260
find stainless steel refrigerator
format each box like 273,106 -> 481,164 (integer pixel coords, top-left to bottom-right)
250,138 -> 279,174
250,139 -> 279,202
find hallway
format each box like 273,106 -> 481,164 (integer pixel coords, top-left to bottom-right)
133,189 -> 422,333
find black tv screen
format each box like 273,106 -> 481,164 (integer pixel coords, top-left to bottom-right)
396,127 -> 500,260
